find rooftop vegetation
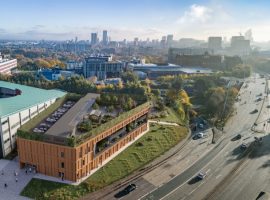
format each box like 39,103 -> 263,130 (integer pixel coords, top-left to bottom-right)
17,100 -> 151,147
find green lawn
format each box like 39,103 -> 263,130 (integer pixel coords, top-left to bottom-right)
21,124 -> 188,200
158,107 -> 183,124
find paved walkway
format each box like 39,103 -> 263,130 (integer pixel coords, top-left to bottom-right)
148,120 -> 180,126
0,158 -> 32,200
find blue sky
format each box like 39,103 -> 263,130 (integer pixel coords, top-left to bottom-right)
1,0 -> 270,41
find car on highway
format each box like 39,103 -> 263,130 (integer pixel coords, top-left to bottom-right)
256,97 -> 262,102
254,137 -> 263,144
192,132 -> 204,140
267,105 -> 270,108
197,172 -> 207,180
240,143 -> 248,150
250,109 -> 258,114
231,134 -> 241,141
114,184 -> 137,198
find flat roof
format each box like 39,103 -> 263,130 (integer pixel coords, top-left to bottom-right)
133,66 -> 212,74
45,93 -> 100,138
0,81 -> 66,118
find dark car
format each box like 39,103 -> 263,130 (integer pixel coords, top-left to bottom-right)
240,143 -> 248,150
250,109 -> 258,114
231,134 -> 241,141
114,184 -> 137,198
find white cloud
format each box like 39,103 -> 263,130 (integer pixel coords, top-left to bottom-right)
177,4 -> 213,24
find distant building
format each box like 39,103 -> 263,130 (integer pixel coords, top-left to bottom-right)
134,37 -> 139,46
38,68 -> 77,81
129,63 -> 212,79
91,33 -> 98,45
208,37 -> 222,52
167,35 -> 174,46
83,55 -> 123,80
161,36 -> 167,47
168,48 -> 210,63
102,30 -> 108,45
0,53 -> 17,75
0,81 -> 66,157
230,36 -> 251,56
66,60 -> 84,74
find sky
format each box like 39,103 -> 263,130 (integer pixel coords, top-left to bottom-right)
1,0 -> 270,41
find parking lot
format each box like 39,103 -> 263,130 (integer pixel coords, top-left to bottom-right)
33,101 -> 75,134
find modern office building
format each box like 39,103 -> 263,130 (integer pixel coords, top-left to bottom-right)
0,81 -> 66,158
208,37 -> 222,52
83,55 -> 123,80
66,60 -> 84,74
17,94 -> 150,182
102,30 -> 108,45
0,53 -> 17,75
91,33 -> 98,45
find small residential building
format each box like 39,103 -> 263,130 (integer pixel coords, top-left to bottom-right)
0,81 -> 66,157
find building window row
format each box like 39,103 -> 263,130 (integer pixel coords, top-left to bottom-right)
10,122 -> 20,129
22,116 -> 29,122
31,110 -> 38,116
3,129 -> 9,134
4,138 -> 10,144
1,120 -> 8,125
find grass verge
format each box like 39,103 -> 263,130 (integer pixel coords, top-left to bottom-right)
158,107 -> 183,124
21,123 -> 188,200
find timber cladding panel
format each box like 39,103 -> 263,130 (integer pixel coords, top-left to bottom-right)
17,138 -> 77,181
17,106 -> 150,182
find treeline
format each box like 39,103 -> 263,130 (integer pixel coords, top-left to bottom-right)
0,73 -> 150,101
16,54 -> 66,70
192,76 -> 239,120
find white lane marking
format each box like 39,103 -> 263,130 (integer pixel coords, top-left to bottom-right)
205,169 -> 211,174
158,142 -> 230,200
216,174 -> 222,179
188,180 -> 205,196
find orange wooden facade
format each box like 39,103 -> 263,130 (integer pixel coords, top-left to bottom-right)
17,107 -> 149,182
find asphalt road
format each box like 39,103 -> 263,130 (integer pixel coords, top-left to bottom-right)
141,74 -> 267,200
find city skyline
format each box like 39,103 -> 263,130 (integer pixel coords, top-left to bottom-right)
1,0 -> 270,41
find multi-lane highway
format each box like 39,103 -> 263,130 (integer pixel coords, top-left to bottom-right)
141,74 -> 269,200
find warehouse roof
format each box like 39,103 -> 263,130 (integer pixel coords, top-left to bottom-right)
0,81 -> 66,118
